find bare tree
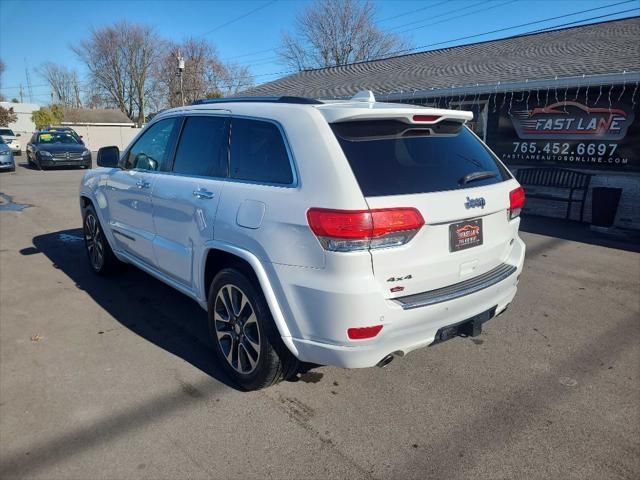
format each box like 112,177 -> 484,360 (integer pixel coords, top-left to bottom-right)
155,38 -> 254,108
278,0 -> 407,70
38,63 -> 82,107
72,21 -> 162,125
217,62 -> 253,96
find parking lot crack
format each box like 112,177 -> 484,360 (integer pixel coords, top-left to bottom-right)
262,392 -> 379,480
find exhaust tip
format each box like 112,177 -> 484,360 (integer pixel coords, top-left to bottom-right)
376,354 -> 395,368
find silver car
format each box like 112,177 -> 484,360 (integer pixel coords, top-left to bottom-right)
0,138 -> 15,172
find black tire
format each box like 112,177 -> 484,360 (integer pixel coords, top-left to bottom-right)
208,268 -> 298,390
82,204 -> 123,275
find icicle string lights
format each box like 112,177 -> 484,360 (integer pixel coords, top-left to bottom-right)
617,80 -> 626,102
508,89 -> 514,117
594,83 -> 603,105
584,84 -> 590,105
607,84 -> 614,113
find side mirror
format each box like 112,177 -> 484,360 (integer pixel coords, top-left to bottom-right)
16,133 -> 21,137
133,153 -> 157,171
97,146 -> 120,168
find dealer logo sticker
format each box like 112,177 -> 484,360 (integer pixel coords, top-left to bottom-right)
510,101 -> 635,141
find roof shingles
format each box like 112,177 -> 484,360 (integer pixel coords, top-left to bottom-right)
243,17 -> 640,99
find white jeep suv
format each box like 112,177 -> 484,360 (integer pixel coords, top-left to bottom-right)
80,92 -> 526,390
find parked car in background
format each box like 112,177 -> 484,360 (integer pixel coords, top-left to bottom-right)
40,126 -> 84,144
0,138 -> 15,172
79,93 -> 526,390
26,130 -> 91,170
0,128 -> 22,155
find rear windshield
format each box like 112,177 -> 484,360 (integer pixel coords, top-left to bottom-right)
0,129 -> 14,136
331,120 -> 510,197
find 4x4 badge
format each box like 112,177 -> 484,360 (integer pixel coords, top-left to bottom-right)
464,197 -> 485,209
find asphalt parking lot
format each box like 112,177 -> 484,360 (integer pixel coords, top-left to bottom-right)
1,164 -> 639,480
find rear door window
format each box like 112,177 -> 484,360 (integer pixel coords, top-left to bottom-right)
229,118 -> 293,185
331,120 -> 509,197
172,116 -> 229,177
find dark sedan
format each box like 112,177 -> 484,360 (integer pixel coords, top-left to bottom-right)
26,131 -> 91,170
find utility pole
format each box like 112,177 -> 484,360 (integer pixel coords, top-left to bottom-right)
24,64 -> 33,103
73,78 -> 81,108
176,52 -> 185,107
19,84 -> 24,103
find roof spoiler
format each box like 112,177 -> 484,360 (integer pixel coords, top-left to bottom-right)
327,109 -> 474,124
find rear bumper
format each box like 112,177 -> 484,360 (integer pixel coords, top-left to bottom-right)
291,271 -> 518,368
275,237 -> 525,368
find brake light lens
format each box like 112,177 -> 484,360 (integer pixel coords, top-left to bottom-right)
509,186 -> 526,220
307,207 -> 424,252
347,325 -> 383,340
413,115 -> 441,123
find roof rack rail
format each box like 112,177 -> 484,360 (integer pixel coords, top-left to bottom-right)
191,96 -> 323,105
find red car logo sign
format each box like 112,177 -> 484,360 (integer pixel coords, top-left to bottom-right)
510,101 -> 634,141
456,224 -> 480,240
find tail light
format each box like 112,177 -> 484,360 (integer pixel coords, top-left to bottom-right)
347,325 -> 383,340
509,186 -> 525,220
413,115 -> 441,123
307,207 -> 424,252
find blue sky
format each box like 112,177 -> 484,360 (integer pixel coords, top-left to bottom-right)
0,0 -> 638,104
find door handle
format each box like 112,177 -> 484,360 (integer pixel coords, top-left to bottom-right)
135,180 -> 150,189
192,189 -> 215,200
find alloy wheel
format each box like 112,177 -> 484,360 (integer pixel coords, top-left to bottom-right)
84,213 -> 104,270
214,284 -> 261,374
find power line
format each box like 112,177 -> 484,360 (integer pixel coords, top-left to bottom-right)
221,47 -> 277,61
527,8 -> 639,34
384,1 -> 638,58
386,0 -> 488,32
377,1 -> 450,24
406,0 -> 636,35
395,0 -> 518,35
199,0 -> 277,37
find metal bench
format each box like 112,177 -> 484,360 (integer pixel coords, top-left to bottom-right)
515,168 -> 592,222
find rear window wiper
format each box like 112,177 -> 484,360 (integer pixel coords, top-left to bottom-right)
459,171 -> 497,185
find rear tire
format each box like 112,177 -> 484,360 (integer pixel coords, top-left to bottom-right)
208,268 -> 298,390
82,205 -> 123,275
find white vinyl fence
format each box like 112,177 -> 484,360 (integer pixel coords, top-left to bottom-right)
70,125 -> 142,151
